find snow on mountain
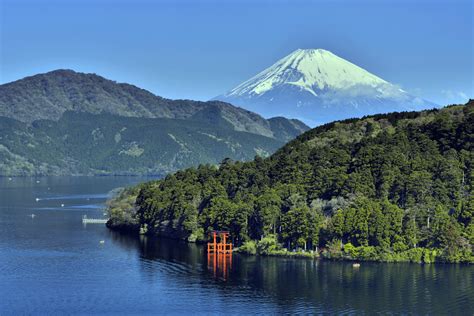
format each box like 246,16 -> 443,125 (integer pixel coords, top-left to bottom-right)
214,49 -> 437,126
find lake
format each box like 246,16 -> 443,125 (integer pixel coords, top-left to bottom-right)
1,176 -> 472,314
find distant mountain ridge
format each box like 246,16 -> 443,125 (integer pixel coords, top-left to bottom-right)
0,69 -> 309,141
0,69 -> 310,176
215,49 -> 437,125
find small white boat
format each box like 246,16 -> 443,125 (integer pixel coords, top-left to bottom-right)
353,263 -> 361,268
36,180 -> 40,184
61,204 -> 65,207
99,240 -> 105,244
29,214 -> 36,218
35,198 -> 40,202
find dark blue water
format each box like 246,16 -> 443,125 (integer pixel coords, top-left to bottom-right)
1,177 -> 473,314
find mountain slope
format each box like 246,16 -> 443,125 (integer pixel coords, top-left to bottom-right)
0,70 -> 312,175
268,117 -> 309,142
215,49 -> 437,125
107,101 -> 473,263
0,69 -> 309,141
0,112 -> 284,176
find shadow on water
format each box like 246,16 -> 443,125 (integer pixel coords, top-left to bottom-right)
108,231 -> 474,314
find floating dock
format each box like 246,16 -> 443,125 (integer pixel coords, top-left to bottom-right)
82,215 -> 108,224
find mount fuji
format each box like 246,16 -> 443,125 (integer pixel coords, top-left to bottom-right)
214,49 -> 437,126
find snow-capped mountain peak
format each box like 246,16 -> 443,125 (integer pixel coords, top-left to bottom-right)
214,49 -> 436,126
227,48 -> 389,98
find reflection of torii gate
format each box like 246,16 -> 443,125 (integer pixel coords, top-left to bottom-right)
207,231 -> 233,254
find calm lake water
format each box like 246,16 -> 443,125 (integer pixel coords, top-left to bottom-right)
1,177 -> 473,314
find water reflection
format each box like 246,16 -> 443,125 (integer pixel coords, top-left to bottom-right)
208,253 -> 232,281
109,232 -> 474,314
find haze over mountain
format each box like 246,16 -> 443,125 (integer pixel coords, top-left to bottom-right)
215,49 -> 438,126
0,70 -> 309,176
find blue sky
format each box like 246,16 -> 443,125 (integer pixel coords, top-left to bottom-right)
1,0 -> 472,105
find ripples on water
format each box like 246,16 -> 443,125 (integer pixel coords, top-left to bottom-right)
0,177 -> 473,314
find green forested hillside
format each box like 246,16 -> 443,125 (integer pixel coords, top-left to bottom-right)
0,112 -> 284,176
0,69 -> 308,141
108,101 -> 474,263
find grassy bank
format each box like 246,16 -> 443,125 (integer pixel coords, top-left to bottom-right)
234,235 -> 473,263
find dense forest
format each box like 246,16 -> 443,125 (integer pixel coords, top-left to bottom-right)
108,101 -> 473,263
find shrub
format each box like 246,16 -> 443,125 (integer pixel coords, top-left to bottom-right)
187,228 -> 204,243
405,248 -> 424,263
256,235 -> 282,255
238,240 -> 257,255
325,239 -> 343,259
422,249 -> 438,263
358,246 -> 377,261
343,242 -> 359,258
392,241 -> 408,252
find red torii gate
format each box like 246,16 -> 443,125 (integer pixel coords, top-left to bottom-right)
207,231 -> 233,254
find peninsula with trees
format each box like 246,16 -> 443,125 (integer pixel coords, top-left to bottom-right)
107,101 -> 474,263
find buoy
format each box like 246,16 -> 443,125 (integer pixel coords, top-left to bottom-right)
61,204 -> 65,207
353,263 -> 361,268
36,180 -> 40,184
8,177 -> 12,181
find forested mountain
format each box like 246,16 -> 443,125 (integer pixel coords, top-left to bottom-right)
0,70 -> 309,175
0,112 -> 286,176
0,69 -> 308,140
108,101 -> 473,263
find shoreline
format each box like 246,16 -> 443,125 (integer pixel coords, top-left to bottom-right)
107,224 -> 473,264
